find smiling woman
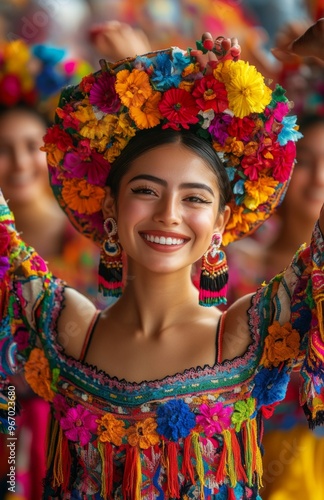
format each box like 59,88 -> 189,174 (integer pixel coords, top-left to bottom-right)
0,26 -> 324,500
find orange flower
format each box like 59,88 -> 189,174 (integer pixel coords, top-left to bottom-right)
115,69 -> 153,108
62,178 -> 105,215
129,92 -> 162,129
40,143 -> 64,167
127,417 -> 159,449
244,176 -> 279,210
262,321 -> 300,368
25,348 -> 55,401
97,413 -> 126,445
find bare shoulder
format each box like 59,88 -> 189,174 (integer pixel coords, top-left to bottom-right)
220,294 -> 254,361
57,287 -> 97,361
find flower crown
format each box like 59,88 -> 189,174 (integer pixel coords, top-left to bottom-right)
42,36 -> 302,246
0,39 -> 92,119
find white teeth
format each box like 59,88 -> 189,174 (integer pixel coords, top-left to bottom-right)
143,234 -> 185,245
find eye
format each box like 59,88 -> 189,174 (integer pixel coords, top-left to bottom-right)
131,186 -> 158,196
184,195 -> 212,204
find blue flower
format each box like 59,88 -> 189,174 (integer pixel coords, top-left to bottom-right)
151,53 -> 181,91
171,48 -> 191,72
252,367 -> 289,409
156,399 -> 196,441
278,115 -> 303,146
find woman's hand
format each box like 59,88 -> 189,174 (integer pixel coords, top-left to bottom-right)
89,20 -> 152,61
271,18 -> 324,63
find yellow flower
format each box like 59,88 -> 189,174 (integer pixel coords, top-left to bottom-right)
213,60 -> 233,84
25,348 -> 55,402
90,137 -> 110,152
114,113 -> 137,139
115,69 -> 153,108
127,417 -> 159,449
230,139 -> 245,157
80,114 -> 118,141
182,63 -> 199,77
129,92 -> 162,129
72,99 -> 96,123
224,60 -> 272,118
61,178 -> 105,215
244,176 -> 279,210
97,413 -> 126,445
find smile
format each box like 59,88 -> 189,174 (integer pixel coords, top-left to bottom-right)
141,234 -> 186,245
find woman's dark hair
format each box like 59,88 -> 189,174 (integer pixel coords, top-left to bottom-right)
297,113 -> 324,132
0,103 -> 51,128
106,127 -> 232,212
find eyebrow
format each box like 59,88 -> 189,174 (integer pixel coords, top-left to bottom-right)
128,174 -> 215,197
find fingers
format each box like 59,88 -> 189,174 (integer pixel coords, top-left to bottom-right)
272,18 -> 324,62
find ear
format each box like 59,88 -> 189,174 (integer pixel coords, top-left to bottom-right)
214,205 -> 231,234
102,186 -> 117,220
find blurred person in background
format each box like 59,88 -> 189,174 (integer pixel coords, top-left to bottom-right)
225,16 -> 324,500
0,39 -> 100,500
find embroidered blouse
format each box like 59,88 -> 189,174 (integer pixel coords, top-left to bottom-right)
0,201 -> 324,500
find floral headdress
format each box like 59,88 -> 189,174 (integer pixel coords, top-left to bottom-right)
42,36 -> 302,247
0,39 -> 92,120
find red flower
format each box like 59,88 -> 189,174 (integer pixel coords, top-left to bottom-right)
192,75 -> 228,113
158,88 -> 199,130
43,124 -> 73,152
80,74 -> 96,93
272,140 -> 296,183
228,116 -> 256,142
0,224 -> 10,254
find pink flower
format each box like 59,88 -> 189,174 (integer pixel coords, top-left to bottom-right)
29,254 -> 48,273
14,327 -> 30,350
77,139 -> 92,160
63,150 -> 110,185
60,404 -> 98,446
0,74 -> 21,106
196,403 -> 233,436
89,72 -> 121,113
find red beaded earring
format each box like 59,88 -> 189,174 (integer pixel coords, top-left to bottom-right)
199,232 -> 228,306
98,218 -> 123,297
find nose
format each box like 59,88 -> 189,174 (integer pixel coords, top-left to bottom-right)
152,193 -> 182,225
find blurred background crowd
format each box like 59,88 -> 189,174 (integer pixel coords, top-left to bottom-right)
0,1 -> 324,499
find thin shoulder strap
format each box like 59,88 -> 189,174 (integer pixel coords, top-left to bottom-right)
80,310 -> 101,362
215,311 -> 227,363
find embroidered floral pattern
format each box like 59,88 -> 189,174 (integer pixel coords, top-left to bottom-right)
231,397 -> 256,432
196,402 -> 233,436
97,413 -> 126,445
157,399 -> 196,441
60,404 -> 98,446
262,321 -> 300,368
24,348 -> 55,401
127,417 -> 159,449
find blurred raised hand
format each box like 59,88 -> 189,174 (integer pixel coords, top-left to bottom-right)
89,20 -> 152,61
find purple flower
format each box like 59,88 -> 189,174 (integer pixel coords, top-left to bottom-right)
63,150 -> 110,185
0,256 -> 10,279
208,113 -> 232,145
89,72 -> 121,113
157,399 -> 196,441
196,403 -> 233,436
60,404 -> 98,446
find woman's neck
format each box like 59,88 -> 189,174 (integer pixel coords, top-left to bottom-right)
112,266 -> 201,338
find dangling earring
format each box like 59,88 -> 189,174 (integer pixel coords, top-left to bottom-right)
98,217 -> 123,297
199,232 -> 228,307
